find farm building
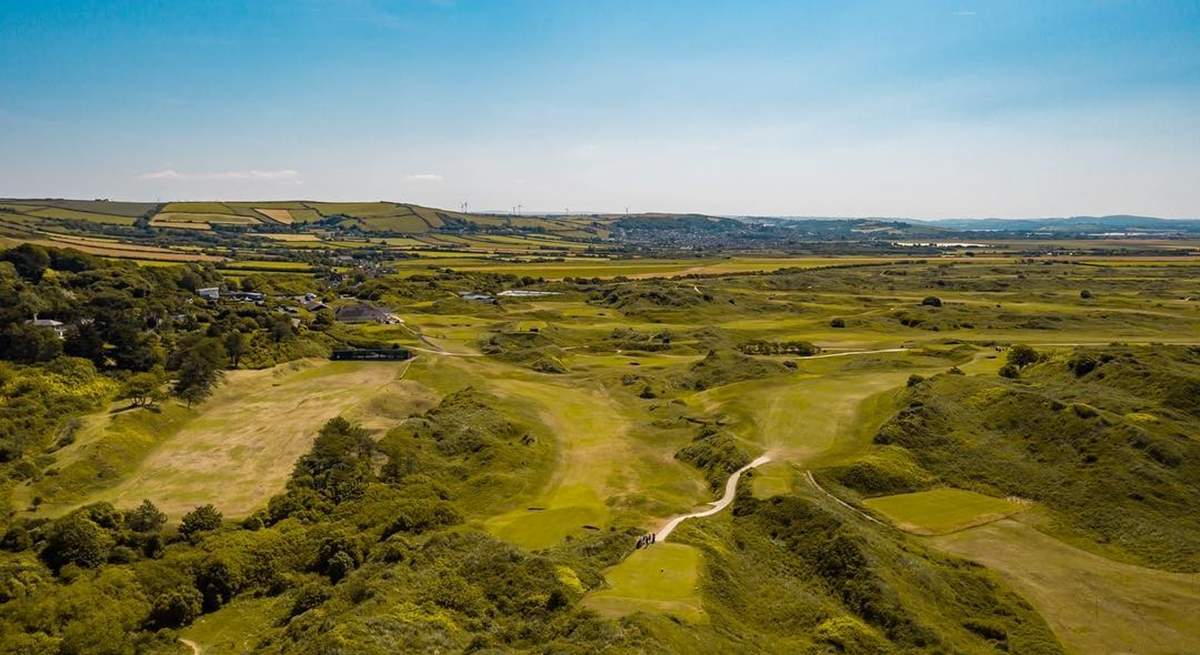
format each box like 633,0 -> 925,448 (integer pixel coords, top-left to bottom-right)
25,317 -> 66,338
197,287 -> 219,300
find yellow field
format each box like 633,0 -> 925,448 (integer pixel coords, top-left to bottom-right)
75,360 -> 419,518
254,207 -> 294,224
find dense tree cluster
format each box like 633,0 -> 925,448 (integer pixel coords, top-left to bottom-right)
0,244 -> 338,490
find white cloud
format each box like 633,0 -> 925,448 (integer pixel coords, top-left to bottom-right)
137,168 -> 302,182
138,169 -> 183,180
404,173 -> 444,182
953,9 -> 977,16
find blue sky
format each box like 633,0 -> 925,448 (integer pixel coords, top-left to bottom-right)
1,0 -> 1197,217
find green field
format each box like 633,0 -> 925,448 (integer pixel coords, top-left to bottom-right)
27,360 -> 413,519
583,543 -> 705,623
863,488 -> 1027,534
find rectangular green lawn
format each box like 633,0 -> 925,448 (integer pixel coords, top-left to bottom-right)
863,488 -> 1026,535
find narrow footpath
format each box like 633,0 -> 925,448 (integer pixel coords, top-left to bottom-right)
655,455 -> 772,542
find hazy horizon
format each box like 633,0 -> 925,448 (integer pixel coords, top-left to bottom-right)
2,1 -> 1198,218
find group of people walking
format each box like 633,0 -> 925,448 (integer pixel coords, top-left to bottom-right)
635,532 -> 657,549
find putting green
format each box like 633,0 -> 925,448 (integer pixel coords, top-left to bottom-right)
583,543 -> 705,623
864,488 -> 1027,535
750,461 -> 795,498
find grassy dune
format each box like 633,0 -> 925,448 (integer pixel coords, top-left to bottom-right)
932,519 -> 1200,654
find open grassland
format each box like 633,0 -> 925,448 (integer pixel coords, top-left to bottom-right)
24,207 -> 138,225
8,232 -> 225,261
932,519 -> 1200,655
0,199 -> 152,225
44,360 -> 417,518
162,201 -> 236,214
863,488 -> 1028,534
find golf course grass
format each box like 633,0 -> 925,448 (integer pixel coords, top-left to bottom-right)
864,487 -> 1028,534
583,543 -> 705,623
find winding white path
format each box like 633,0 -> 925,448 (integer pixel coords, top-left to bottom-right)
805,347 -> 909,359
655,454 -> 772,542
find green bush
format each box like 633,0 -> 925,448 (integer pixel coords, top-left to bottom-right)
149,587 -> 203,628
42,515 -> 111,572
179,504 -> 223,541
1006,344 -> 1039,368
676,425 -> 751,490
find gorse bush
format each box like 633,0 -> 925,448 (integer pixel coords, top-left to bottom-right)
874,346 -> 1200,571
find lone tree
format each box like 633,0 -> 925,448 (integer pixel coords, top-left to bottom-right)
270,316 -> 293,344
123,370 -> 166,408
921,296 -> 943,307
179,504 -> 223,541
173,337 -> 227,407
124,499 -> 167,533
224,331 -> 248,368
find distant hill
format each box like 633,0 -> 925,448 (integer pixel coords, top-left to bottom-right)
5,198 -> 1198,242
912,215 -> 1200,233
